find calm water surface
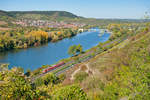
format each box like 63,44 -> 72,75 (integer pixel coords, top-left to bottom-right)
0,28 -> 110,71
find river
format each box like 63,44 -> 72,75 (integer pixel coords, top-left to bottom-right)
0,28 -> 110,71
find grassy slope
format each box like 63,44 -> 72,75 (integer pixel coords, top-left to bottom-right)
70,27 -> 150,99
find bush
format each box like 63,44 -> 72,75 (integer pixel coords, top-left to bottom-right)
43,73 -> 59,85
0,67 -> 40,99
53,84 -> 87,100
58,73 -> 66,82
81,76 -> 105,91
74,71 -> 88,83
34,77 -> 45,87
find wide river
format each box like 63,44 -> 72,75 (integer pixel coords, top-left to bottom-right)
0,28 -> 110,71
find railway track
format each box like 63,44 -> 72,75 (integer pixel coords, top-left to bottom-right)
31,38 -> 122,83
31,60 -> 74,82
31,55 -> 92,82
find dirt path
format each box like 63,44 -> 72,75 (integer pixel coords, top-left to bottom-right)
70,66 -> 81,80
70,63 -> 92,81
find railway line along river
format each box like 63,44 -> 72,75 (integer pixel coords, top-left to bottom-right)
0,28 -> 110,71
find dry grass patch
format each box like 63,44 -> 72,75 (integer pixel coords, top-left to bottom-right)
81,76 -> 105,93
0,27 -> 11,31
0,21 -> 7,25
80,64 -> 87,71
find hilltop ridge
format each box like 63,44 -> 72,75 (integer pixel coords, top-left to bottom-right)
0,10 -> 81,21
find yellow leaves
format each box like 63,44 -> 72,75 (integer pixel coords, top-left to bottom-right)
25,30 -> 49,43
7,95 -> 11,98
4,32 -> 10,37
57,31 -> 61,34
28,30 -> 48,39
73,27 -> 78,30
23,43 -> 28,48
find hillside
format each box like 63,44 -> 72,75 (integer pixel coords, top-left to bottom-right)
1,9 -> 150,99
8,11 -> 79,18
0,20 -> 150,99
0,10 -> 80,21
66,24 -> 150,99
0,10 -> 14,21
0,10 -> 149,24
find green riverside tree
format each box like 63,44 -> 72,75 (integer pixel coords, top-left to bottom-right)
68,44 -> 83,56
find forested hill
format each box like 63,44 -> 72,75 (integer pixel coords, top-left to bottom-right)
0,10 -> 14,21
0,10 -> 81,21
0,10 -> 150,24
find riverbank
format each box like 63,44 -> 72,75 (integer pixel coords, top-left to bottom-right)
31,24 -> 136,82
31,24 -> 136,79
31,31 -> 122,79
31,33 -> 113,77
0,25 -> 96,53
0,28 -> 80,52
0,28 -> 110,71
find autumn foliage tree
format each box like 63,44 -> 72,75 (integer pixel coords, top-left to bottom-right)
68,44 -> 83,56
0,65 -> 40,99
25,30 -> 49,45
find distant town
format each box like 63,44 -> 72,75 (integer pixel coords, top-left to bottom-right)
13,19 -> 86,28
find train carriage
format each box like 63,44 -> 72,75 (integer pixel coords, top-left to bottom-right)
43,62 -> 65,73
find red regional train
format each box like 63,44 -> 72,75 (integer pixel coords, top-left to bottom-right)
43,62 -> 65,73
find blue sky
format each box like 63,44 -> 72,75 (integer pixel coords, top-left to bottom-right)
0,0 -> 150,19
